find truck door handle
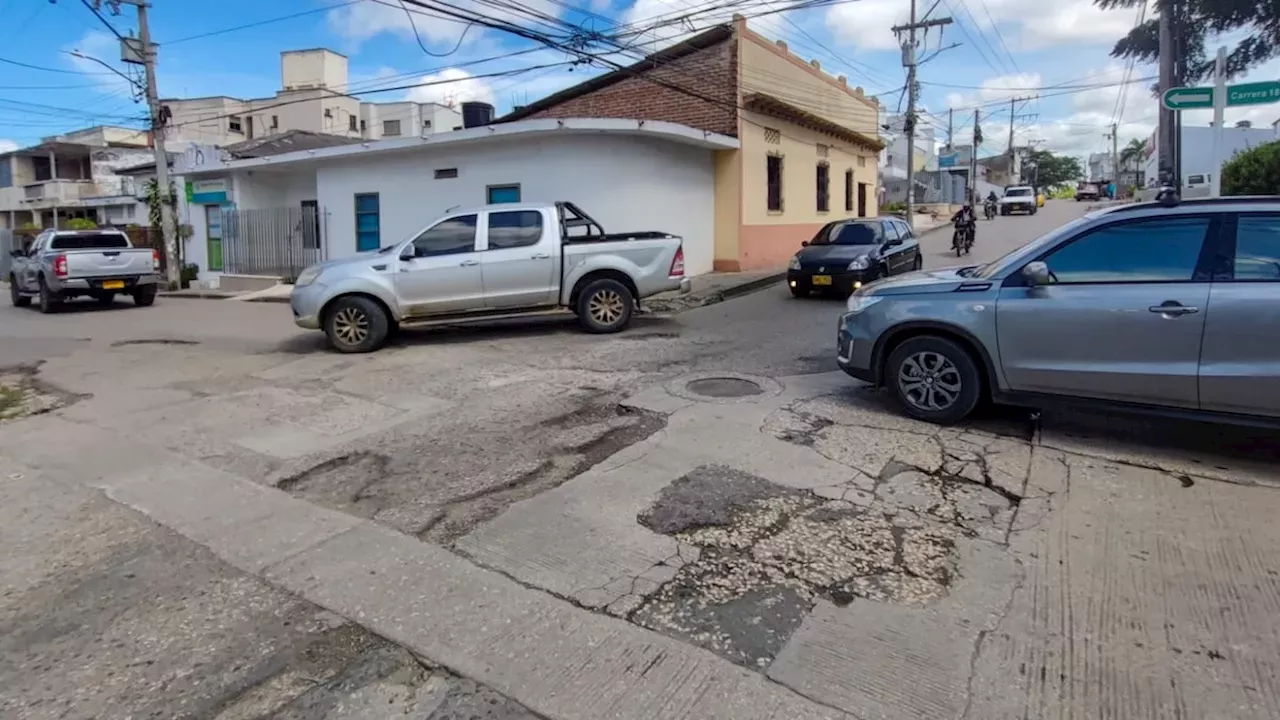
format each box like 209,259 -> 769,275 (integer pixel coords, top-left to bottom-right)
460,259 -> 479,267
1149,303 -> 1198,316
531,253 -> 550,259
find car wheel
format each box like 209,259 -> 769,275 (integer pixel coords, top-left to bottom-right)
132,286 -> 157,307
790,285 -> 808,298
37,277 -> 60,314
577,278 -> 633,333
886,336 -> 982,424
913,255 -> 923,271
9,275 -> 30,307
324,295 -> 389,353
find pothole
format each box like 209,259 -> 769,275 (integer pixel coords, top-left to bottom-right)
685,377 -> 763,398
0,366 -> 84,422
111,338 -> 201,347
630,465 -> 970,668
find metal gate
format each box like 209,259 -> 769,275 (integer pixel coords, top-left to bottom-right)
221,206 -> 325,281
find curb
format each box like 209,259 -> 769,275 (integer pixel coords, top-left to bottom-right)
643,271 -> 785,315
718,271 -> 786,301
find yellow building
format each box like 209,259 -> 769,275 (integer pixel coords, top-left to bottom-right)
503,18 -> 884,272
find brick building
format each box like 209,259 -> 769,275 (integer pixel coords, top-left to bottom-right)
503,18 -> 883,271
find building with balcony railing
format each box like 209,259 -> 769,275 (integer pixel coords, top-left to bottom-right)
0,126 -> 152,230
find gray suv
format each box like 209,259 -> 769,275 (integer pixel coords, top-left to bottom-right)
837,197 -> 1280,424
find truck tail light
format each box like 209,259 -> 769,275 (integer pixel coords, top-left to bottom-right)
669,246 -> 685,277
52,254 -> 67,278
152,248 -> 160,271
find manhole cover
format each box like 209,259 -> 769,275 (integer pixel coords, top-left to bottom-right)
685,377 -> 764,398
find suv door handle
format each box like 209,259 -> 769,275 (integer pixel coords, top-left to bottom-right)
531,253 -> 551,259
460,259 -> 479,267
1149,303 -> 1199,316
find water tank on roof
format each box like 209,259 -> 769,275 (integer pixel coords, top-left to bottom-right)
461,102 -> 495,129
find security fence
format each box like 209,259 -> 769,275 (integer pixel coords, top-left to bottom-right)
221,206 -> 325,281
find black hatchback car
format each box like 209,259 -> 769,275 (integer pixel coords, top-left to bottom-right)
787,217 -> 922,297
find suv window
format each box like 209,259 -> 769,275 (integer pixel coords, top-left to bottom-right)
1234,215 -> 1280,281
411,215 -> 477,257
1041,217 -> 1211,283
895,221 -> 913,239
487,210 -> 542,250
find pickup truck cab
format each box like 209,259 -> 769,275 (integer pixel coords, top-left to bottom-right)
290,201 -> 691,353
1075,182 -> 1100,201
999,186 -> 1038,215
9,229 -> 160,313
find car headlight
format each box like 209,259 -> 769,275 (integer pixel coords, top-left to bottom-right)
788,255 -> 802,270
294,265 -> 323,288
847,256 -> 869,271
846,294 -> 883,313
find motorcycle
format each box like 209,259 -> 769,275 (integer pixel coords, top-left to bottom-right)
983,199 -> 997,220
952,221 -> 975,256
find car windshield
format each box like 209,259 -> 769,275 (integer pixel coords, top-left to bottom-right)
969,215 -> 1095,279
1005,188 -> 1033,197
809,221 -> 881,246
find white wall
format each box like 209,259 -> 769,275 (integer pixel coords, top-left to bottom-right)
1141,125 -> 1279,186
313,134 -> 717,275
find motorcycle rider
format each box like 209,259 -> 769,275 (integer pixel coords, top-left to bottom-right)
951,203 -> 977,249
984,191 -> 999,218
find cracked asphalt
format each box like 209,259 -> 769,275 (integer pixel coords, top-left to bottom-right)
6,201 -> 1280,719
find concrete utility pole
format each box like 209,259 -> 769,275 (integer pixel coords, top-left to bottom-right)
892,4 -> 952,227
971,108 -> 980,202
947,108 -> 953,149
1157,0 -> 1177,188
108,0 -> 178,289
1108,123 -> 1119,191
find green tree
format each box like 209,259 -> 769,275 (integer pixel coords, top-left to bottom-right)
65,217 -> 98,230
1119,138 -> 1148,171
1096,0 -> 1280,84
1027,150 -> 1085,189
1221,140 -> 1280,195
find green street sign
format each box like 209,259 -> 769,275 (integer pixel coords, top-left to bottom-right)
1226,81 -> 1280,107
1162,86 -> 1214,110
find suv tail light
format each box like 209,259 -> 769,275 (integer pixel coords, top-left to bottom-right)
52,254 -> 67,278
152,248 -> 160,271
669,246 -> 685,277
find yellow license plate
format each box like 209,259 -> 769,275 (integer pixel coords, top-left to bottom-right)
101,280 -> 125,290
812,275 -> 833,286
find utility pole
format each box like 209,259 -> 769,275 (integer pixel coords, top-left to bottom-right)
947,108 -> 954,149
970,109 -> 981,203
892,5 -> 952,227
1106,123 -> 1119,193
1157,0 -> 1177,189
104,0 -> 178,289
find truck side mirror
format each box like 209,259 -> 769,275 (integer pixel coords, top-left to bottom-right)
1022,261 -> 1051,287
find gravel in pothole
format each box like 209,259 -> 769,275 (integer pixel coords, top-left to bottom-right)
631,465 -> 983,668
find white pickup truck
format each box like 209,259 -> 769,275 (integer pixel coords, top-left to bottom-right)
290,201 -> 691,353
8,229 -> 160,313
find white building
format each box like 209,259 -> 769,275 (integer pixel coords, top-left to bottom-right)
879,113 -> 936,203
1141,123 -> 1278,191
164,49 -> 463,146
0,125 -> 152,230
173,119 -> 735,287
1088,152 -> 1114,183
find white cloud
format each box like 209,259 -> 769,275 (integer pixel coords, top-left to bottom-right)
0,139 -> 17,153
64,30 -> 136,96
825,0 -> 908,52
328,0 -> 561,48
404,68 -> 496,106
944,72 -> 1044,110
1017,0 -> 1148,50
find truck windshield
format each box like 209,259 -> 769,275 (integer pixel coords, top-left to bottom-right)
49,234 -> 129,250
809,222 -> 880,246
1005,188 -> 1032,197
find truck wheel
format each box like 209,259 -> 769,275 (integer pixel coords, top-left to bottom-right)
132,286 -> 157,307
886,335 -> 982,425
9,276 -> 30,307
37,277 -> 60,314
324,295 -> 389,353
576,278 -> 633,334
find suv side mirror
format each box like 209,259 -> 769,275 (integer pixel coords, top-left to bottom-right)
399,246 -> 415,261
1022,261 -> 1051,287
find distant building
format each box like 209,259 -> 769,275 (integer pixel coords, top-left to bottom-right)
163,49 -> 464,146
1088,153 -> 1114,183
879,113 -> 935,204
0,125 -> 152,230
1141,124 -> 1278,191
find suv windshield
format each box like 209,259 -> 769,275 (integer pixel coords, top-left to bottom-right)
809,221 -> 881,246
970,215 -> 1095,279
49,233 -> 129,250
1005,188 -> 1033,197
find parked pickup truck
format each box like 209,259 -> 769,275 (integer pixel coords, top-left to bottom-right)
290,201 -> 692,353
8,229 -> 161,313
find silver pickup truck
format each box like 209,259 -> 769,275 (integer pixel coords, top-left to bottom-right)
291,201 -> 691,353
8,229 -> 160,313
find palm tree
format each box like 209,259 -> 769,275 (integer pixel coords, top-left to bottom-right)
1119,138 -> 1148,172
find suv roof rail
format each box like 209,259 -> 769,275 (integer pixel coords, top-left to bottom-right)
1111,195 -> 1280,213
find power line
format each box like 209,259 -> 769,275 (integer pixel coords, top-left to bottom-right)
164,0 -> 365,45
76,0 -> 128,41
0,55 -> 116,75
971,0 -> 1019,73
397,0 -> 476,57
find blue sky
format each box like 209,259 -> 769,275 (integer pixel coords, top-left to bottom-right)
1,0 -> 1277,162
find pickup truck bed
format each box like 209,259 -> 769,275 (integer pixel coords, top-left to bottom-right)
8,229 -> 161,313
